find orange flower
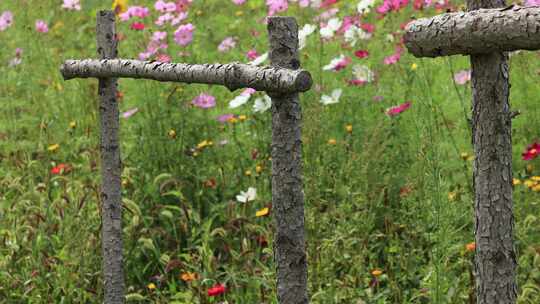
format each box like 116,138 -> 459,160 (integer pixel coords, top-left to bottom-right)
371,269 -> 383,277
465,242 -> 476,252
180,272 -> 198,282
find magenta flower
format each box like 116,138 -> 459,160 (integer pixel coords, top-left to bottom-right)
62,0 -> 81,11
453,70 -> 471,85
218,37 -> 237,52
0,11 -> 14,31
522,142 -> 540,161
35,20 -> 49,33
386,101 -> 411,116
192,93 -> 216,109
246,49 -> 259,60
174,23 -> 195,46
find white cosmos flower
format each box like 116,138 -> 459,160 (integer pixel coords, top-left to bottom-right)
357,0 -> 375,14
352,64 -> 374,83
299,24 -> 316,50
236,187 -> 257,203
249,52 -> 268,66
253,95 -> 272,113
320,89 -> 342,105
323,54 -> 346,71
320,17 -> 342,39
344,25 -> 371,46
229,88 -> 256,108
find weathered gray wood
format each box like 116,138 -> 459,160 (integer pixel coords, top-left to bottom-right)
97,11 -> 124,304
466,1 -> 518,303
405,5 -> 540,57
268,16 -> 309,304
60,59 -> 312,93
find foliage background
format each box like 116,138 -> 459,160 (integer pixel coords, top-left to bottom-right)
1,0 -> 540,303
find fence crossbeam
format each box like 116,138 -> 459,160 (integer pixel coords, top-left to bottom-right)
61,59 -> 312,93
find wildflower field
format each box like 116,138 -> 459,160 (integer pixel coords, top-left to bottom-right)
1,0 -> 540,303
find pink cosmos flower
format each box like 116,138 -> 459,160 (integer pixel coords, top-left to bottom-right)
119,6 -> 150,21
320,0 -> 339,9
175,0 -> 193,12
152,31 -> 167,41
155,1 -> 177,12
454,70 -> 471,85
192,93 -> 216,109
218,37 -> 237,52
121,108 -> 139,119
266,0 -> 289,16
35,20 -> 49,33
156,53 -> 171,62
232,0 -> 247,4
386,101 -> 411,116
217,114 -> 235,123
0,11 -> 14,31
524,0 -> 540,6
338,16 -> 358,33
383,47 -> 403,65
62,0 -> 81,11
174,23 -> 195,46
246,49 -> 259,60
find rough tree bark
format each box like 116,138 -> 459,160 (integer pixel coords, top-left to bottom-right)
268,16 -> 309,304
60,59 -> 312,93
467,0 -> 518,302
404,1 -> 522,303
97,11 -> 124,304
404,6 -> 540,57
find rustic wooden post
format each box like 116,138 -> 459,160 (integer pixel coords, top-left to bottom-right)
405,5 -> 540,303
268,17 -> 309,304
60,11 -> 312,304
96,11 -> 124,304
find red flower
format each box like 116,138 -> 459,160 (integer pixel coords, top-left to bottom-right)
522,142 -> 540,161
386,101 -> 411,116
130,22 -> 145,31
51,163 -> 69,175
348,79 -> 367,86
354,50 -> 369,59
207,283 -> 226,297
361,23 -> 375,33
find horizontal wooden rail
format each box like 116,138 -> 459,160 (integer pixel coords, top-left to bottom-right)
60,59 -> 312,93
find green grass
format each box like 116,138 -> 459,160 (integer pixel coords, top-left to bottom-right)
1,0 -> 540,303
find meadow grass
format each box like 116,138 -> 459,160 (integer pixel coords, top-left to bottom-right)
1,0 -> 540,303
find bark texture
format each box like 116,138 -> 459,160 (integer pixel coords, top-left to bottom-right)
61,59 -> 312,93
97,11 -> 124,304
268,17 -> 309,304
466,1 -> 518,303
404,5 -> 540,57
